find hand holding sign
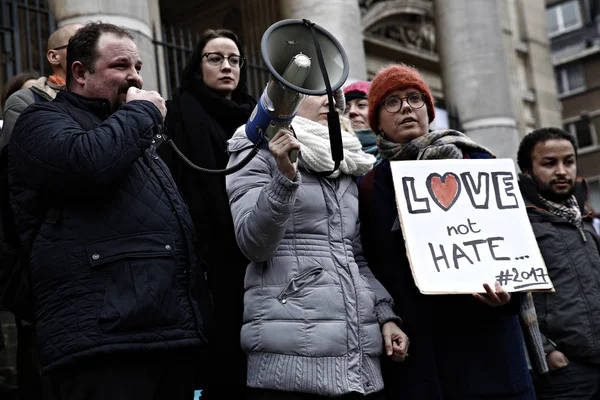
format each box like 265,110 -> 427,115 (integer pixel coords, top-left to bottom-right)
473,281 -> 511,306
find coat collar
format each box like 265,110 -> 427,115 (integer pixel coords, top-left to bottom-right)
55,91 -> 114,120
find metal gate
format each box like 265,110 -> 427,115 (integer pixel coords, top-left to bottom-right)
153,22 -> 270,100
0,0 -> 56,94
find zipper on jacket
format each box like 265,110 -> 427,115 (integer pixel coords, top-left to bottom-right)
151,152 -> 207,343
325,178 -> 365,388
277,267 -> 324,303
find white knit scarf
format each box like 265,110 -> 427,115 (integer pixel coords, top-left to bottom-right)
231,117 -> 375,178
291,116 -> 375,178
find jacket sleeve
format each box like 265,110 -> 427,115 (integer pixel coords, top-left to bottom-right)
226,146 -> 300,263
353,218 -> 403,327
0,88 -> 35,150
9,100 -> 161,198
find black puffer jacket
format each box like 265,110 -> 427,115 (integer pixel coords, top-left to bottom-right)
8,91 -> 212,372
519,174 -> 600,365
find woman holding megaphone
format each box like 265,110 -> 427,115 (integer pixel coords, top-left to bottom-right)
225,92 -> 408,399
158,29 -> 256,397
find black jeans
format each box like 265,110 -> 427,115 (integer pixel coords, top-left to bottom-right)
534,360 -> 600,400
247,388 -> 386,400
50,350 -> 204,400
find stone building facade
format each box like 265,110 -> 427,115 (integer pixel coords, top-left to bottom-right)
545,0 -> 600,212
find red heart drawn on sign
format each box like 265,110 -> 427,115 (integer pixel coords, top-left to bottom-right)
426,172 -> 461,211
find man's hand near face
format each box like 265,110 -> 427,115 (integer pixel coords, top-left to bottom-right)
126,87 -> 167,120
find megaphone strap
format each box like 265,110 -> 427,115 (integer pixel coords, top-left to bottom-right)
302,19 -> 334,116
302,19 -> 343,177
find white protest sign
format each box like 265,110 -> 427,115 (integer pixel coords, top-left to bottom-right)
390,158 -> 553,294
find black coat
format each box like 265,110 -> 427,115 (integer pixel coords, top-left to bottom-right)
8,91 -> 212,372
520,175 -> 600,364
158,79 -> 256,390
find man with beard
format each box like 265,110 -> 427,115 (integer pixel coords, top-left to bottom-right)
8,22 -> 212,399
517,127 -> 600,399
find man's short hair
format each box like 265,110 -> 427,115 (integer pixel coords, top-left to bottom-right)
517,127 -> 578,172
66,22 -> 134,88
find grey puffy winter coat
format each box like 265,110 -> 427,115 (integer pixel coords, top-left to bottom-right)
226,135 -> 400,397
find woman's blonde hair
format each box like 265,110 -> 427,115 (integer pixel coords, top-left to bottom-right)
339,115 -> 356,137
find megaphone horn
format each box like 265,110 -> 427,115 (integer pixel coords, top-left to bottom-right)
245,19 -> 350,162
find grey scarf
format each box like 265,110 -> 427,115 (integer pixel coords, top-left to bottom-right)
377,129 -> 493,160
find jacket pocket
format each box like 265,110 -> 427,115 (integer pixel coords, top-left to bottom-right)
86,232 -> 181,333
277,267 -> 324,303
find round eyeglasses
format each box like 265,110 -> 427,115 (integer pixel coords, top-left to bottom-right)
202,52 -> 244,68
381,92 -> 425,113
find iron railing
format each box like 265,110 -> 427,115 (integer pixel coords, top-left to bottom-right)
0,0 -> 55,90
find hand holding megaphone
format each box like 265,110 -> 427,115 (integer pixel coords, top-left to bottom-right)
269,129 -> 301,180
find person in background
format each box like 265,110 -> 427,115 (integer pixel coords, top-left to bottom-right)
226,90 -> 408,399
358,63 -> 535,400
586,203 -> 600,236
343,80 -> 382,166
517,127 -> 600,399
158,28 -> 256,398
1,23 -> 82,149
0,23 -> 81,400
0,69 -> 39,398
1,71 -> 40,119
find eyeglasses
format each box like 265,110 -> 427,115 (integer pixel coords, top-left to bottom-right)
202,52 -> 244,68
52,44 -> 68,51
380,92 -> 425,113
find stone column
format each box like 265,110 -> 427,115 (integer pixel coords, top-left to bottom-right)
50,0 -> 161,91
519,0 -> 562,128
280,0 -> 367,82
435,0 -> 519,159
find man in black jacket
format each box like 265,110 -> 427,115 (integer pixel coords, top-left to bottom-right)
517,127 -> 600,399
8,22 -> 212,399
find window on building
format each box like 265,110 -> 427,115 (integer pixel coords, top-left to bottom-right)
546,0 -> 582,36
555,62 -> 585,95
565,118 -> 596,148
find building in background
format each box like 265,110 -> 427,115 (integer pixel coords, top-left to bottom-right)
545,0 -> 600,212
0,0 -> 566,384
2,1 -> 561,157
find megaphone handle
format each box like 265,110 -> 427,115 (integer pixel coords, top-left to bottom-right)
265,122 -> 299,163
287,125 -> 299,163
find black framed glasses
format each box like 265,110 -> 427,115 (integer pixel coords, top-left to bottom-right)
52,44 -> 68,51
380,92 -> 425,113
202,52 -> 244,68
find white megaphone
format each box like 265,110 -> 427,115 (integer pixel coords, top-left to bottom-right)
245,19 -> 349,163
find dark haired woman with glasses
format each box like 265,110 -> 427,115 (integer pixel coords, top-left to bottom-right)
357,64 -> 535,400
159,28 -> 256,397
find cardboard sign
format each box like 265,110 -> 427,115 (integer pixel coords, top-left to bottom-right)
390,158 -> 553,294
